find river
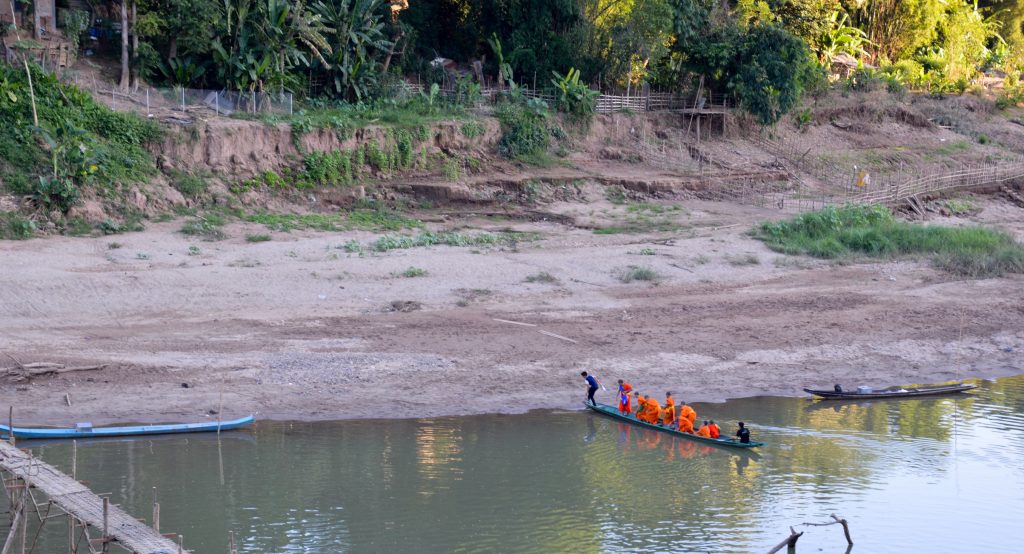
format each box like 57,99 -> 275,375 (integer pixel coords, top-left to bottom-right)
11,375 -> 1024,553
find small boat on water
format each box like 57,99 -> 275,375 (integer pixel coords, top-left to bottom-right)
585,402 -> 764,449
804,383 -> 976,400
0,415 -> 255,440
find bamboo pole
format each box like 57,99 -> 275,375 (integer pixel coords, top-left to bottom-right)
102,497 -> 109,554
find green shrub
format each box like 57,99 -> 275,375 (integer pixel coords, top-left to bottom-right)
442,157 -> 461,180
461,121 -> 485,138
396,266 -> 428,278
181,214 -> 226,240
753,205 -> 1024,277
246,233 -> 272,242
495,101 -> 550,159
525,271 -> 558,283
0,212 -> 35,239
175,173 -> 207,197
304,151 -> 352,186
33,176 -> 80,213
615,265 -> 660,283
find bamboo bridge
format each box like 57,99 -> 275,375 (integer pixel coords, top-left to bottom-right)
0,440 -> 186,554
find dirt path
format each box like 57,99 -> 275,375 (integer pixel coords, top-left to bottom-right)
1,198 -> 1022,425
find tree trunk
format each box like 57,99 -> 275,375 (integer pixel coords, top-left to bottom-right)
32,0 -> 41,39
130,1 -> 139,92
168,36 -> 178,60
381,31 -> 405,74
119,1 -> 130,91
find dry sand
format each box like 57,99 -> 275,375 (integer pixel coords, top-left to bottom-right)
1,197 -> 1023,425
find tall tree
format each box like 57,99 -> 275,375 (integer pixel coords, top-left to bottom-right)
118,1 -> 130,90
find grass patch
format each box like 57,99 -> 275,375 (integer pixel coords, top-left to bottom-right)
395,266 -> 428,278
173,172 -> 207,198
0,212 -> 35,240
368,231 -> 536,252
615,265 -> 661,283
525,271 -> 559,284
605,186 -> 627,205
726,253 -> 760,266
244,208 -> 420,233
753,204 -> 1024,278
943,198 -> 977,216
180,214 -> 227,240
246,234 -> 272,243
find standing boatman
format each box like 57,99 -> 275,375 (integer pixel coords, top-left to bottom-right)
581,371 -> 600,406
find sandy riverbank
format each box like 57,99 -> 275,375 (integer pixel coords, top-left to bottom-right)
2,197 -> 1023,425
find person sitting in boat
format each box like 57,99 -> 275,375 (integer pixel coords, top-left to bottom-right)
641,395 -> 662,424
696,420 -> 712,437
662,392 -> 676,428
633,392 -> 645,418
677,411 -> 695,434
736,422 -> 750,444
679,402 -> 697,429
834,384 -> 843,393
708,420 -> 721,438
617,380 -> 633,415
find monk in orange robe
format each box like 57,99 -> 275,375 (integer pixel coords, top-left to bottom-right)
640,396 -> 660,424
696,420 -> 712,438
708,420 -> 721,439
679,402 -> 697,428
617,380 -> 633,414
662,392 -> 676,428
633,392 -> 645,418
677,415 -> 694,434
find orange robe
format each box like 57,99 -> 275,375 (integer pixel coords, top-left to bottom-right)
696,425 -> 712,438
677,417 -> 694,434
679,405 -> 697,426
618,390 -> 632,414
634,396 -> 646,418
662,403 -> 676,427
709,424 -> 721,438
642,398 -> 661,423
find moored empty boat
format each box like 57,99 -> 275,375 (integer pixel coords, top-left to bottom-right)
0,415 -> 256,440
804,383 -> 976,400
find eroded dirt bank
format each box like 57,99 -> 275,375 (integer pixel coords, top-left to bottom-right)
2,197 -> 1022,425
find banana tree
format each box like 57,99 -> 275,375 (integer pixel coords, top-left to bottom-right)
816,11 -> 871,66
550,67 -> 598,117
313,0 -> 390,100
260,0 -> 332,91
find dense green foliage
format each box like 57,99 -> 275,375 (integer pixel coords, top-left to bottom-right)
0,64 -> 160,213
84,0 -> 1020,128
754,205 -> 1024,277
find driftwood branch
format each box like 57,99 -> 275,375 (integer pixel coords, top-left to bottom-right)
3,363 -> 107,378
766,526 -> 803,554
798,513 -> 853,545
770,513 -> 852,553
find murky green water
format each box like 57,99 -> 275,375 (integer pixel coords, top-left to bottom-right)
12,376 -> 1024,553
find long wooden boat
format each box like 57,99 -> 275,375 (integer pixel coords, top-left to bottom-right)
804,383 -> 976,400
0,415 -> 255,440
585,402 -> 764,449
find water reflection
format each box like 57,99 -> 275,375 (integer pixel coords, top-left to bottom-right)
8,375 -> 1024,553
